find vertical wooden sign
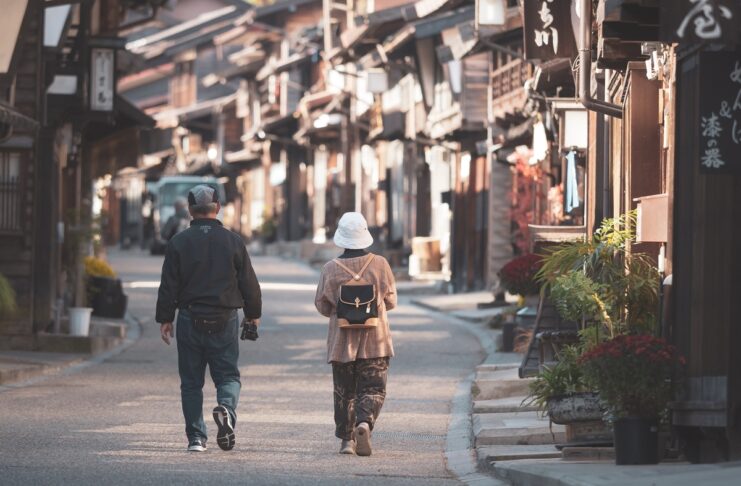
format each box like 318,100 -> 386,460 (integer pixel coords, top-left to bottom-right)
522,0 -> 577,60
698,50 -> 741,174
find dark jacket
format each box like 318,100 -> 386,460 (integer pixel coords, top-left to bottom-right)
156,218 -> 261,323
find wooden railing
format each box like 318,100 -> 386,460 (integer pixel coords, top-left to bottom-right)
491,58 -> 533,116
0,152 -> 21,233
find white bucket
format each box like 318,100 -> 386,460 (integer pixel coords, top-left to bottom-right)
68,307 -> 93,336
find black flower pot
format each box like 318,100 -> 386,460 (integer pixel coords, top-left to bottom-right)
87,276 -> 128,319
614,417 -> 659,465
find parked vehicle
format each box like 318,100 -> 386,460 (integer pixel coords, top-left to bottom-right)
148,176 -> 226,255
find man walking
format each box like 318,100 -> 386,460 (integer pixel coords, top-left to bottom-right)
156,185 -> 261,452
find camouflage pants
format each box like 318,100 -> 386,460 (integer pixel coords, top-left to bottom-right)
331,357 -> 389,440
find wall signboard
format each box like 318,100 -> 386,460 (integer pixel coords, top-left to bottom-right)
522,0 -> 576,60
698,50 -> 741,174
661,0 -> 739,46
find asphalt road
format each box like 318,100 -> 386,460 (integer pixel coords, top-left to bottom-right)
0,249 -> 484,485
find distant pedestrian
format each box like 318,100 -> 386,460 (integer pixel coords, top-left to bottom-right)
161,197 -> 190,241
314,212 -> 397,456
156,185 -> 262,453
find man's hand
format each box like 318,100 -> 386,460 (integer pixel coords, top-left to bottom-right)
161,322 -> 174,345
240,318 -> 260,341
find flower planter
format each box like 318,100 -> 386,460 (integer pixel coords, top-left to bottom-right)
548,393 -> 613,447
613,417 -> 659,465
87,276 -> 127,319
547,392 -> 604,424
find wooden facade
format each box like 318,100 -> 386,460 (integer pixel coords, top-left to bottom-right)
0,0 -> 43,344
0,0 -> 152,347
671,49 -> 741,462
581,0 -> 741,462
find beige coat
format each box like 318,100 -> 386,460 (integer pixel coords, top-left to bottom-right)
315,254 -> 397,363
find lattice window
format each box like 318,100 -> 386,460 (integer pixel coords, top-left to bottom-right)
0,151 -> 22,233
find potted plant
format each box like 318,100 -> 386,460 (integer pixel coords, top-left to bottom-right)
579,334 -> 685,465
259,212 -> 277,244
537,211 -> 660,336
0,272 -> 17,318
85,256 -> 127,319
524,345 -> 608,444
498,253 -> 543,310
535,212 -> 660,356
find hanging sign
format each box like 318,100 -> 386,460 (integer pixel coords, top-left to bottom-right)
522,0 -> 577,60
698,50 -> 741,174
661,0 -> 739,46
90,48 -> 115,112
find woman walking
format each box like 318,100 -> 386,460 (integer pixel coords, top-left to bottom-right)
315,212 -> 397,456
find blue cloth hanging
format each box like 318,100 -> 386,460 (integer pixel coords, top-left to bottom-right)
565,151 -> 580,213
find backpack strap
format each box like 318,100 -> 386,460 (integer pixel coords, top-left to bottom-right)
334,254 -> 375,282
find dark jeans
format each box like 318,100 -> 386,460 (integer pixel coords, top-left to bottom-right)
332,357 -> 389,440
176,309 -> 240,442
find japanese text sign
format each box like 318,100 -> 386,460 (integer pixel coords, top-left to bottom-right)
523,0 -> 577,60
698,51 -> 741,174
661,0 -> 739,46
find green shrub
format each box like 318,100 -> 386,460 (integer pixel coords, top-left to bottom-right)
0,273 -> 17,317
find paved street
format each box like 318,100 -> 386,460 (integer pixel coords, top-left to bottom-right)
0,250 -> 484,485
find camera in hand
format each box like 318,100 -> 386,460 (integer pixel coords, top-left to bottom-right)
241,319 -> 259,341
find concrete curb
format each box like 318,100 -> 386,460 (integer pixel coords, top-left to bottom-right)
412,302 -> 507,485
0,311 -> 143,393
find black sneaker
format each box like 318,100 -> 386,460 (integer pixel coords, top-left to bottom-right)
213,405 -> 235,451
187,438 -> 206,452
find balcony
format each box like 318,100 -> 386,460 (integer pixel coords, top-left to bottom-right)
491,58 -> 533,120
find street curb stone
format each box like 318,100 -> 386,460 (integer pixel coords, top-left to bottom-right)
414,301 -> 508,485
0,312 -> 143,393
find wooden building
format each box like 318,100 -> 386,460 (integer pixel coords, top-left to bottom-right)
0,0 -> 152,347
515,0 -> 741,462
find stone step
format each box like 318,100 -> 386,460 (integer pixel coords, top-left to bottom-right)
562,446 -> 615,461
36,333 -> 124,355
478,444 -> 562,468
410,291 -> 494,312
476,363 -> 520,373
474,396 -> 538,414
474,411 -> 566,447
451,307 -> 507,323
89,320 -> 127,338
473,367 -> 533,400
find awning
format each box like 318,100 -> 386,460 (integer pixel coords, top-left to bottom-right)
225,148 -> 261,164
435,20 -> 477,62
256,49 -> 315,82
116,95 -> 155,129
126,6 -> 244,60
359,4 -> 474,68
332,0 -> 458,61
0,102 -> 38,131
153,93 -> 237,128
533,58 -> 575,96
0,0 -> 28,73
202,59 -> 265,87
240,0 -> 318,23
383,5 -> 475,57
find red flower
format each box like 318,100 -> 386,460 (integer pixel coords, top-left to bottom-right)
579,334 -> 687,417
498,254 -> 543,296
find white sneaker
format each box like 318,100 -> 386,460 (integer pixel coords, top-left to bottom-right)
213,405 -> 235,451
339,439 -> 356,454
354,422 -> 372,456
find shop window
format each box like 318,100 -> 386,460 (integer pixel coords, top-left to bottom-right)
0,151 -> 22,233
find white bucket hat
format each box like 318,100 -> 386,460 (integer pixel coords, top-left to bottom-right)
333,212 -> 374,250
